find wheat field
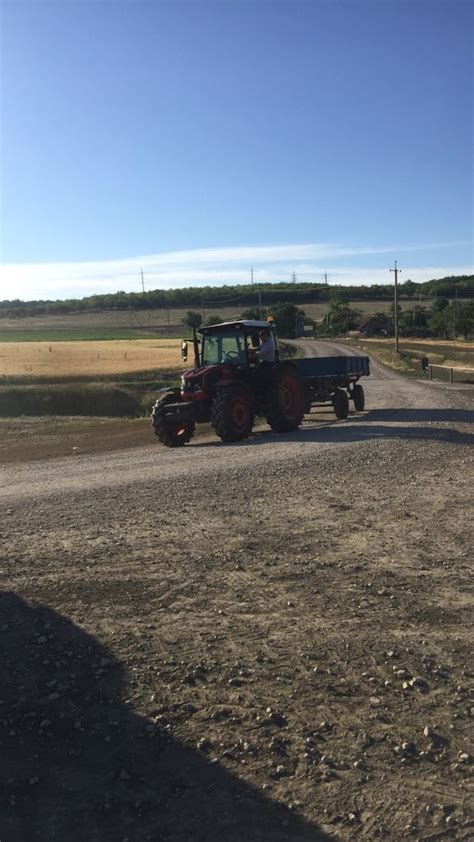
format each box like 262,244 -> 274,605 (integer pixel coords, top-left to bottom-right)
0,339 -> 181,378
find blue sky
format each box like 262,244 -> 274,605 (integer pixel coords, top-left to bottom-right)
1,0 -> 472,300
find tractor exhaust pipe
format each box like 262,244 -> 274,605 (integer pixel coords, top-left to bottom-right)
192,327 -> 200,368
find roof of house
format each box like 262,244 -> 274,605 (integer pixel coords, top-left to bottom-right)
357,315 -> 386,329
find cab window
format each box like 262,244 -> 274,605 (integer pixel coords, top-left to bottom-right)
202,331 -> 245,365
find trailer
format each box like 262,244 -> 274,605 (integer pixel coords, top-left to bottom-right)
151,320 -> 370,446
295,355 -> 370,419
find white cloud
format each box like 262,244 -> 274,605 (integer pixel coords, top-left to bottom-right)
0,241 -> 471,300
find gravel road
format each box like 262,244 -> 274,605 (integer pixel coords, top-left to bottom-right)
1,341 -> 473,841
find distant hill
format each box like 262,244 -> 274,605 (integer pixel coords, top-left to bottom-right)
1,275 -> 473,319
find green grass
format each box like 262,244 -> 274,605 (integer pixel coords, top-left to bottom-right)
0,368 -> 181,386
0,379 -> 180,418
0,328 -> 176,342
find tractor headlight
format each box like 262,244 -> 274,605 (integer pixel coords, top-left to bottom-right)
182,379 -> 201,393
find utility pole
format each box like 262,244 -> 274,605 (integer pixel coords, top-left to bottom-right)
140,268 -> 145,293
292,271 -> 297,284
251,266 -> 254,286
323,272 -> 329,286
390,260 -> 402,352
453,287 -> 458,349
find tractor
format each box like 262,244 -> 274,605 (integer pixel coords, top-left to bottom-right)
151,320 -> 304,447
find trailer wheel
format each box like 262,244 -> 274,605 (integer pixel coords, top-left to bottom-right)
333,388 -> 349,420
265,366 -> 305,432
151,394 -> 195,447
211,385 -> 254,442
352,384 -> 365,411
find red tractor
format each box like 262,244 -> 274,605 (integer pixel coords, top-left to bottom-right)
151,319 -> 304,447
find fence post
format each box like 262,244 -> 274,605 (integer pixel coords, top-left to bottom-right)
450,368 -> 453,384
429,365 -> 432,381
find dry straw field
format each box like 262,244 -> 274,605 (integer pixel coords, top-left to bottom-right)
0,339 -> 181,379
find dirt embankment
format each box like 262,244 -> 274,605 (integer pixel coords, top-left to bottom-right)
1,347 -> 473,841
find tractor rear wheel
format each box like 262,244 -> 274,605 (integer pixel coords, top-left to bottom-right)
333,388 -> 349,419
211,385 -> 254,442
265,366 -> 305,432
352,383 -> 365,411
151,394 -> 195,447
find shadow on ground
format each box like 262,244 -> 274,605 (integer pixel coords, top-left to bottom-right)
360,408 -> 474,424
193,407 -> 474,449
0,592 -> 330,842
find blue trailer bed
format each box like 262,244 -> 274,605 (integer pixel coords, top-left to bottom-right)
295,355 -> 370,380
291,354 -> 370,418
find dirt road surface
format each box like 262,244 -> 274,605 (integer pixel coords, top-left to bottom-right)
1,340 -> 473,841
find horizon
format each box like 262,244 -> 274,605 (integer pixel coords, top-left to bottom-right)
1,239 -> 473,302
1,1 -> 472,301
1,265 -> 472,307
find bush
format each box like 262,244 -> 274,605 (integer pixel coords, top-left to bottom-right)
181,311 -> 202,329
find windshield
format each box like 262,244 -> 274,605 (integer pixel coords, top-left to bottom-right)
202,330 -> 246,366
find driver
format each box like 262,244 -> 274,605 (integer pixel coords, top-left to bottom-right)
252,328 -> 275,387
258,329 -> 275,364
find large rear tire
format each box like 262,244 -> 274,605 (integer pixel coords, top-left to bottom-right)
211,385 -> 254,442
333,388 -> 349,420
352,383 -> 365,411
151,394 -> 195,448
265,366 -> 305,433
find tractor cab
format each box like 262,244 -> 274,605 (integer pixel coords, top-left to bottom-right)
181,320 -> 278,370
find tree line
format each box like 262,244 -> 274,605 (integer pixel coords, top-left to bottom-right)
182,294 -> 474,341
317,292 -> 474,340
1,275 -> 472,319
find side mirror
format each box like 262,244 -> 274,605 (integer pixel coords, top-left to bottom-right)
181,340 -> 188,362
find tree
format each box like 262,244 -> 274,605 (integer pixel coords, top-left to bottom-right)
401,279 -> 417,299
428,307 -> 451,338
241,306 -> 268,320
326,291 -> 351,335
431,296 -> 449,313
456,301 -> 474,339
181,310 -> 202,329
268,302 -> 306,338
400,306 -> 428,330
205,314 -> 223,326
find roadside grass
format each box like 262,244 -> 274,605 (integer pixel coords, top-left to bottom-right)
351,337 -> 474,381
0,377 -> 180,418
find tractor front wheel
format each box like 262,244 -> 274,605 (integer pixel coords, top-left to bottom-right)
211,385 -> 254,442
151,394 -> 195,447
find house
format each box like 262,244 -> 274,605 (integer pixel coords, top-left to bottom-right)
357,315 -> 388,336
295,316 -> 314,337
